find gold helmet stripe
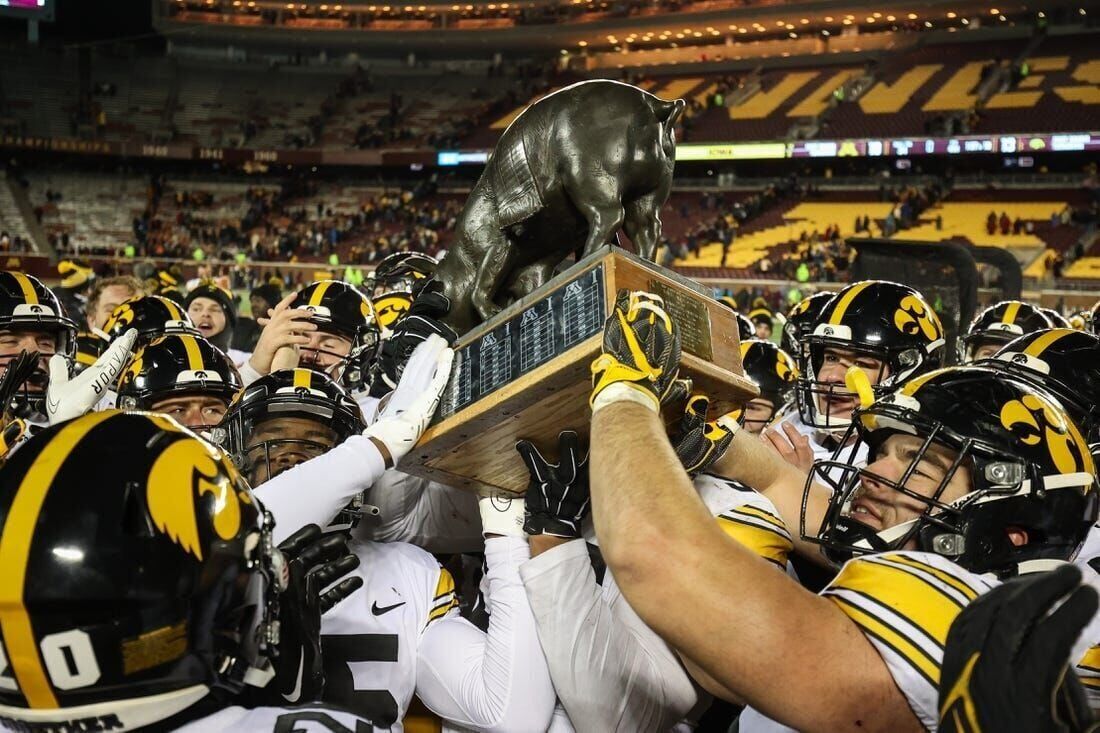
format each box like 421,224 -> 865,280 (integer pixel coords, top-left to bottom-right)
0,410 -> 116,708
293,369 -> 312,389
827,281 -> 872,325
1022,328 -> 1074,358
180,335 -> 205,372
162,298 -> 184,322
9,273 -> 38,306
1001,301 -> 1021,325
307,281 -> 333,307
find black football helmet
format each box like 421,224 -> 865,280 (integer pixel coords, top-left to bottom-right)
959,300 -> 1052,363
100,294 -> 200,346
981,329 -> 1100,447
0,410 -> 283,727
803,365 -> 1097,577
288,280 -> 380,381
223,368 -> 367,528
1038,307 -> 1070,329
0,271 -> 79,422
782,292 -> 834,366
730,339 -> 799,431
748,307 -> 773,333
116,334 -> 242,435
368,251 -> 437,298
372,291 -> 413,332
795,280 -> 946,432
717,296 -> 754,341
72,331 -> 108,376
1089,300 -> 1100,337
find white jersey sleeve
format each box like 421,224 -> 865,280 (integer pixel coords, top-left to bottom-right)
416,536 -> 556,732
697,474 -> 793,570
1072,522 -> 1100,708
355,470 -> 484,554
821,551 -> 999,731
175,703 -> 376,732
238,358 -> 264,388
519,538 -> 701,732
255,434 -> 388,544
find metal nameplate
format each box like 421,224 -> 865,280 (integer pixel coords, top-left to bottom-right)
438,264 -> 606,419
648,279 -> 713,361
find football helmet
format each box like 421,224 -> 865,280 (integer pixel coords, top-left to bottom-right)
731,340 -> 799,431
749,307 -> 773,331
958,300 -> 1052,363
223,368 -> 367,528
0,271 -> 79,421
100,295 -> 200,346
982,329 -> 1100,446
782,292 -> 834,365
803,365 -> 1097,577
72,331 -> 108,376
0,410 -> 282,728
368,251 -> 437,298
795,280 -> 945,432
372,291 -> 413,331
1089,300 -> 1100,337
717,296 -> 754,341
116,334 -> 242,434
1038,307 -> 1070,329
287,280 -> 380,380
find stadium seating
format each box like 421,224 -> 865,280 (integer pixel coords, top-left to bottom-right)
28,171 -> 149,253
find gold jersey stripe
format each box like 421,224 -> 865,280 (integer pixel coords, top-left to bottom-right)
1077,645 -> 1100,674
433,567 -> 456,601
0,410 -> 116,708
9,273 -> 38,306
884,555 -> 981,603
828,281 -> 872,325
1001,301 -> 1021,325
1023,328 -> 1074,357
427,596 -> 458,623
831,595 -> 940,687
180,336 -> 205,372
731,504 -> 791,537
307,281 -> 334,307
716,515 -> 790,568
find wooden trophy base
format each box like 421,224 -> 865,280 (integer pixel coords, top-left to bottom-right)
399,246 -> 759,495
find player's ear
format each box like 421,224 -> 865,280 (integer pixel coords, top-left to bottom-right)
1006,527 -> 1029,548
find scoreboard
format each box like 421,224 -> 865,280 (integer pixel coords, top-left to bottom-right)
0,0 -> 54,21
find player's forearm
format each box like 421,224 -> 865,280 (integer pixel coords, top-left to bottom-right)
256,434 -> 387,544
361,473 -> 483,553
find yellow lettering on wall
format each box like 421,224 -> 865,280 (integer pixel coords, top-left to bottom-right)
859,65 -> 942,114
730,71 -> 818,120
923,62 -> 985,111
788,68 -> 860,117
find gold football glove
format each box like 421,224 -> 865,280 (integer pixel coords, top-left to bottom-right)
672,394 -> 739,475
590,290 -> 681,413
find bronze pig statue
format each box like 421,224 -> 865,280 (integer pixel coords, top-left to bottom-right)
434,80 -> 685,334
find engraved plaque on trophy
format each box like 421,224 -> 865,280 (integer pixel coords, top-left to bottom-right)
400,246 -> 759,496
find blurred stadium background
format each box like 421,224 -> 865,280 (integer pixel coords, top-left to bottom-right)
0,0 -> 1097,316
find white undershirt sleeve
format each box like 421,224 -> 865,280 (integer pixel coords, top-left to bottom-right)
519,539 -> 700,732
416,536 -> 556,733
356,470 -> 484,554
255,434 -> 388,544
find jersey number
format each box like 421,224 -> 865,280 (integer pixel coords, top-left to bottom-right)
0,630 -> 101,692
322,634 -> 400,727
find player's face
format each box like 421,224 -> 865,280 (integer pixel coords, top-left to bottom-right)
188,297 -> 227,339
741,398 -> 776,434
300,330 -> 352,378
754,322 -> 772,339
970,341 -> 1002,361
89,284 -> 137,330
0,329 -> 56,393
244,416 -> 337,485
814,347 -> 889,419
848,433 -> 971,545
250,295 -> 270,319
151,394 -> 229,431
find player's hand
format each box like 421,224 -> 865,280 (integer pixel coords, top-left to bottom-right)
590,289 -> 681,413
938,564 -> 1098,733
272,524 -> 363,704
250,293 -> 317,376
672,395 -> 739,476
46,329 -> 136,425
761,421 -> 815,473
364,334 -> 453,468
368,282 -> 458,397
518,430 -> 590,538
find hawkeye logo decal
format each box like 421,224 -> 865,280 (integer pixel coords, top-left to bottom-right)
1000,394 -> 1094,476
894,295 -> 943,341
373,294 -> 411,327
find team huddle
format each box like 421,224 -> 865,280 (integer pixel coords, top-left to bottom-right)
0,257 -> 1098,732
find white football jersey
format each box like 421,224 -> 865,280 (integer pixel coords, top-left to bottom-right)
176,703 -> 375,732
320,539 -> 459,731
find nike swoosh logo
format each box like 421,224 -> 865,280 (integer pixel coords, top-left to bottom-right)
371,600 -> 406,616
283,651 -> 305,703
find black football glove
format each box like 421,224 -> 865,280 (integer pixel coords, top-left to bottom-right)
369,281 -> 458,397
271,524 -> 363,704
672,394 -> 738,476
518,430 -> 590,538
590,289 -> 681,413
938,564 -> 1098,733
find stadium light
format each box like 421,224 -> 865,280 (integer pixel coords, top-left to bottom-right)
946,11 -> 956,18
824,15 -> 833,21
907,12 -> 917,19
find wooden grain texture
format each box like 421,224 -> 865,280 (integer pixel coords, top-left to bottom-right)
400,247 -> 759,495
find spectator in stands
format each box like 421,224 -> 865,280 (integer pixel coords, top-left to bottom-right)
1012,216 -> 1023,235
987,211 -> 998,235
86,275 -> 144,332
999,211 -> 1011,235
